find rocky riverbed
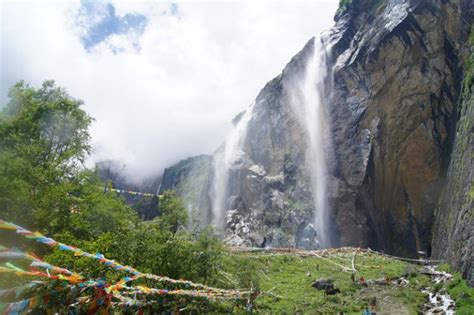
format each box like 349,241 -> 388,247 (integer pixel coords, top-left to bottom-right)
421,266 -> 456,314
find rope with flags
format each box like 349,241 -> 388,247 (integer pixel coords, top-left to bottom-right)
0,220 -> 241,292
107,187 -> 158,198
0,219 -> 252,313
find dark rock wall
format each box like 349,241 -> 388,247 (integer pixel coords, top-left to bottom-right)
432,1 -> 473,285
329,0 -> 466,257
158,0 -> 473,281
96,161 -> 161,220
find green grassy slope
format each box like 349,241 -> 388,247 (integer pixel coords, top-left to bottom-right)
218,249 -> 473,314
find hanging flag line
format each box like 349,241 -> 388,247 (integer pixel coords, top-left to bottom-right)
0,261 -> 246,302
0,262 -> 247,313
0,231 -> 254,314
0,249 -> 76,277
0,281 -> 43,299
0,249 -> 248,313
0,262 -> 106,293
0,259 -> 131,312
107,188 -> 157,198
0,278 -> 108,314
0,220 -> 250,297
0,264 -> 84,285
0,244 -> 251,298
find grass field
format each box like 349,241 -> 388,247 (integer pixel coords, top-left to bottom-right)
218,248 -> 474,314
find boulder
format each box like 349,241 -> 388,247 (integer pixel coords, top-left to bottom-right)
311,278 -> 334,290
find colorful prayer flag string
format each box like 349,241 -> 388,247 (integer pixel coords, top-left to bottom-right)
109,188 -> 157,198
0,247 -> 76,276
0,219 -> 250,296
0,281 -> 43,299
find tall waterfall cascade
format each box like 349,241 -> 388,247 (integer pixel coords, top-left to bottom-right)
210,35 -> 334,247
211,104 -> 254,227
285,36 -> 334,248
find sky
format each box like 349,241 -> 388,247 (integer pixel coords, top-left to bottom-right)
0,0 -> 338,181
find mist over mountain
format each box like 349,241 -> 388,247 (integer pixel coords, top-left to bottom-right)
0,0 -> 337,180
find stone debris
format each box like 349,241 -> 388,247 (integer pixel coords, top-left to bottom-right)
421,266 -> 456,314
421,266 -> 453,284
421,290 -> 455,315
311,278 -> 340,295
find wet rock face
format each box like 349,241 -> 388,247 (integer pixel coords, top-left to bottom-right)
221,51 -> 324,249
160,0 -> 472,273
327,0 -> 467,256
431,4 -> 473,285
222,0 -> 468,253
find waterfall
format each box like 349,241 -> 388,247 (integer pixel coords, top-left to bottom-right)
210,36 -> 334,246
211,104 -> 254,227
286,36 -> 333,248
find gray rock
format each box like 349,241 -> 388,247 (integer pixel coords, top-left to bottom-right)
156,0 -> 473,283
311,278 -> 334,290
297,223 -> 320,249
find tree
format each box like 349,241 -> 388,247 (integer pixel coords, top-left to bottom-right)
0,81 -> 92,232
1,80 -> 92,175
155,191 -> 189,235
0,80 -> 230,313
195,226 -> 223,283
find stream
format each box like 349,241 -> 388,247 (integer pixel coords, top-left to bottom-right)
421,266 -> 456,314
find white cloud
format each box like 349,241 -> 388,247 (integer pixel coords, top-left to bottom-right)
0,0 -> 338,181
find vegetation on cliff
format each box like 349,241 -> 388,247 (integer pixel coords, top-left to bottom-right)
337,0 -> 352,12
431,24 -> 474,286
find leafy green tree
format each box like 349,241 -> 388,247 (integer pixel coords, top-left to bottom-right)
195,225 -> 223,284
0,81 -> 92,234
0,80 -> 230,313
63,169 -> 139,240
156,191 -> 189,234
1,80 -> 92,176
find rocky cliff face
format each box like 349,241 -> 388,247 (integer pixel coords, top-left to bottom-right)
328,0 -> 467,256
159,155 -> 212,225
96,161 -> 161,220
160,0 -> 473,280
431,24 -> 473,286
